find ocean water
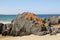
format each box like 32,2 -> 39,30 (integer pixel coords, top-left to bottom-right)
0,15 -> 16,21
0,14 -> 60,22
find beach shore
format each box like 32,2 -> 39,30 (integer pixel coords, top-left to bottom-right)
0,34 -> 60,40
0,21 -> 11,24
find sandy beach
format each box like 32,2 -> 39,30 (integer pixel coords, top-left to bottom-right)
0,34 -> 60,40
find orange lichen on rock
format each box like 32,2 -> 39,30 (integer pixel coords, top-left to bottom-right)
23,12 -> 37,21
23,12 -> 44,27
37,18 -> 44,27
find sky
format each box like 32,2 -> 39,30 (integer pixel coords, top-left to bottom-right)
0,0 -> 60,15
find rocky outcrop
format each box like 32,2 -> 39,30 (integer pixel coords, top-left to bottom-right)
10,12 -> 45,36
44,16 -> 60,25
1,12 -> 48,36
2,12 -> 60,36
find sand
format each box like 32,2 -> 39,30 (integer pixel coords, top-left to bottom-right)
0,34 -> 60,40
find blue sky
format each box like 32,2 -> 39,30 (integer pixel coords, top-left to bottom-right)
0,0 -> 60,15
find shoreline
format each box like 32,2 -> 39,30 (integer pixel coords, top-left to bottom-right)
0,21 -> 11,24
0,34 -> 60,40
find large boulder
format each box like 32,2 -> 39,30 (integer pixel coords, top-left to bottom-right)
2,12 -> 49,36
10,12 -> 45,36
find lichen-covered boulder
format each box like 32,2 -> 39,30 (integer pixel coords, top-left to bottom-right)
2,12 -> 49,36
10,12 -> 43,36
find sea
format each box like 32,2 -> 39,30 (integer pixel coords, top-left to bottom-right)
0,14 -> 60,22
